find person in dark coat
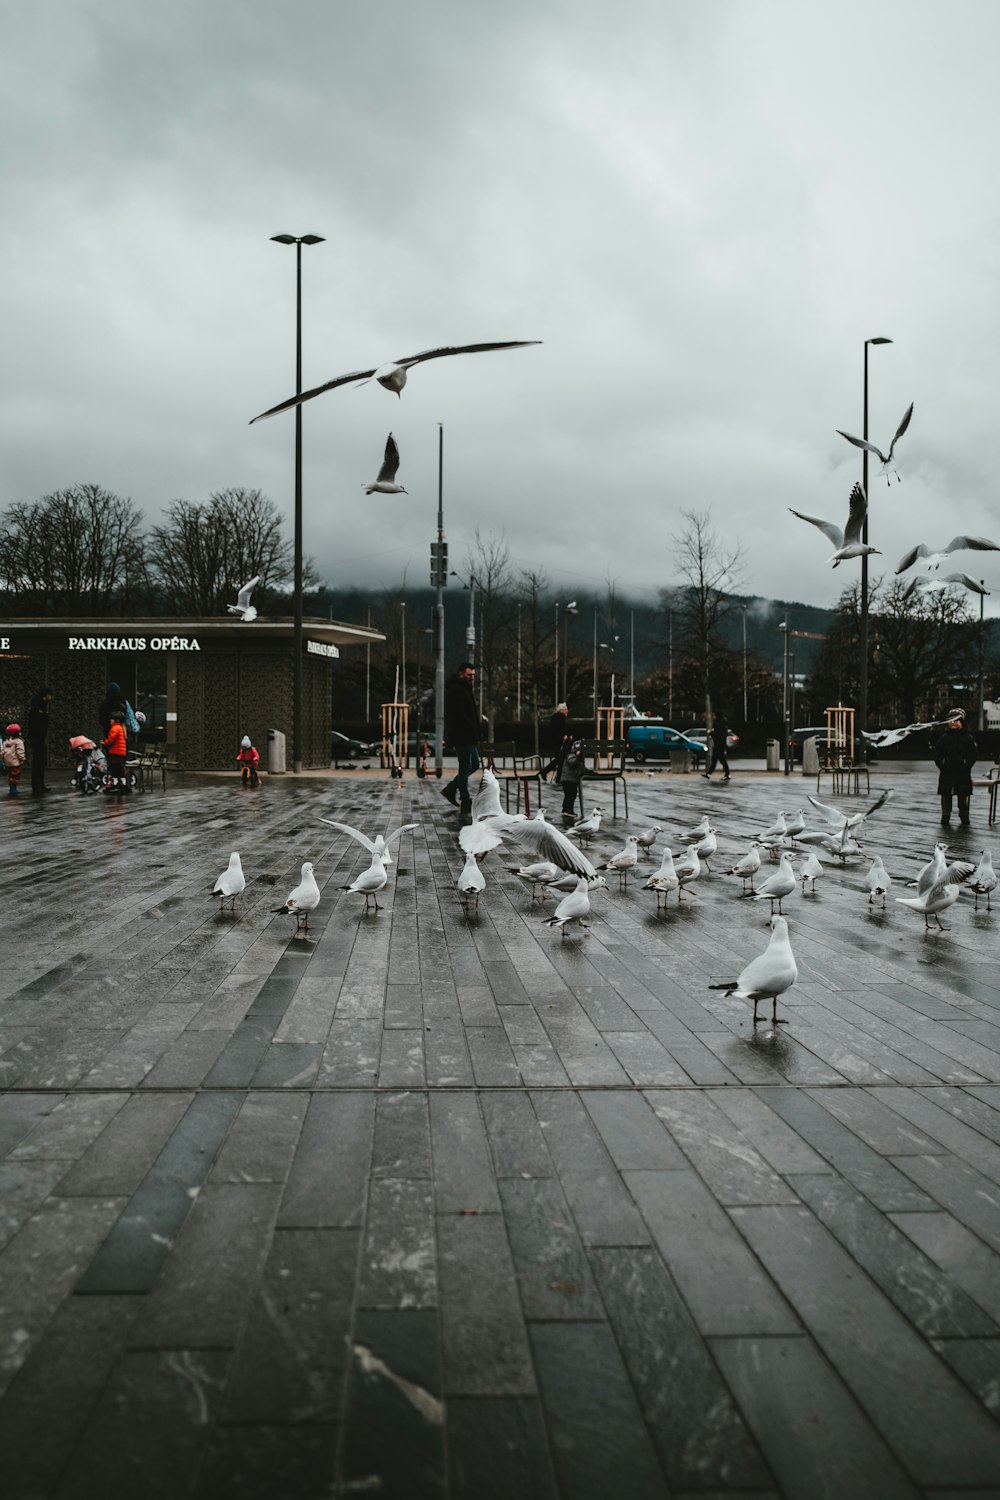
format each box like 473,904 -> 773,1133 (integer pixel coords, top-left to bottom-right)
26,686 -> 54,795
541,702 -> 570,779
441,662 -> 481,813
932,707 -> 978,825
98,681 -> 127,739
703,710 -> 731,781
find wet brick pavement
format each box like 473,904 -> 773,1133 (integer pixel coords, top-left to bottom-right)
1,764 -> 999,1498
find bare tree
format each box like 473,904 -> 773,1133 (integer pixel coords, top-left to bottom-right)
666,508 -> 746,724
461,530 -> 516,735
0,484 -> 149,615
148,489 -> 309,614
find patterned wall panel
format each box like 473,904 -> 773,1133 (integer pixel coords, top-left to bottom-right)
202,653 -> 240,769
239,651 -> 291,766
176,654 -> 205,770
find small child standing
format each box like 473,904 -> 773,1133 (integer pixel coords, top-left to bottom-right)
101,712 -> 128,793
236,735 -> 260,786
2,724 -> 26,797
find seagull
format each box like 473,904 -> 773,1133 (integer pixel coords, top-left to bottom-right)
807,788 -> 894,834
211,851 -> 245,912
896,879 -> 961,931
912,842 -> 974,895
903,574 -> 991,601
457,851 -> 486,911
634,823 -> 664,858
694,827 -> 719,870
543,875 -> 593,937
837,402 -> 914,484
726,843 -> 761,894
515,860 -> 561,900
226,575 -> 261,622
672,845 -> 702,901
566,807 -> 603,845
863,719 -> 950,749
759,811 -> 788,842
683,814 -> 712,841
603,835 -> 640,888
796,826 -> 865,862
320,818 -> 418,867
788,483 -> 879,566
542,871 -> 609,896
709,915 -> 797,1024
340,851 -> 388,913
864,854 -> 892,908
644,848 -> 680,908
250,340 -> 543,421
799,850 -> 825,893
273,861 -> 321,933
896,535 -> 1000,574
783,811 -> 807,841
968,850 -> 996,912
485,817 -> 597,879
753,851 -> 796,913
365,433 -> 407,495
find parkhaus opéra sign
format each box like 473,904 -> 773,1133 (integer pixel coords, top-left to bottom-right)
67,635 -> 201,652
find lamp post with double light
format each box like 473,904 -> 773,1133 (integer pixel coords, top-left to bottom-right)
270,232 -> 325,772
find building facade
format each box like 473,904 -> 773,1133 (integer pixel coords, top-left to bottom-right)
0,616 -> 383,771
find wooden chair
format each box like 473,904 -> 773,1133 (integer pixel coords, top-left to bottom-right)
480,741 -> 544,815
576,739 -> 629,819
973,764 -> 999,824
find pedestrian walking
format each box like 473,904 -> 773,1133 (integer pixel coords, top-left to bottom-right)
27,686 -> 54,796
541,702 -> 571,780
703,710 -> 731,781
2,723 -> 26,797
441,662 -> 481,815
932,708 -> 977,826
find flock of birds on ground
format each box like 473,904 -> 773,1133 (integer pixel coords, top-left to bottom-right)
210,765 -> 996,1028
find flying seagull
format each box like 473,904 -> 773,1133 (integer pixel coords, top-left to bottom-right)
837,402 -> 914,484
319,818 -> 418,868
788,484 -> 878,567
365,433 -> 407,496
895,535 -> 1000,574
902,574 -> 991,602
227,575 -> 261,622
250,340 -> 543,422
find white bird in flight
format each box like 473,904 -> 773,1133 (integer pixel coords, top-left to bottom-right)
227,575 -> 261,622
212,851 -> 245,912
365,434 -> 407,496
837,402 -> 914,484
788,484 -> 878,568
319,818 -> 418,868
709,914 -> 798,1025
273,861 -> 321,933
896,535 -> 1000,574
902,574 -> 991,601
251,340 -> 542,421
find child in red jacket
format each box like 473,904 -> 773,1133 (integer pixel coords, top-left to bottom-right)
101,713 -> 128,793
236,735 -> 260,786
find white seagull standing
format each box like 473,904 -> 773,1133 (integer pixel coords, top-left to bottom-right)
515,860 -> 561,901
683,814 -> 712,841
340,852 -> 389,914
896,879 -> 961,931
896,535 -> 1000,575
799,851 -> 825,893
212,852 -> 245,912
251,340 -> 542,421
709,915 -> 798,1025
273,861 -> 321,933
753,851 -> 796,914
864,855 -> 892,908
457,851 -> 486,912
837,402 -> 914,484
603,835 -> 640,889
726,843 -> 762,895
644,848 -> 680,908
968,850 -> 996,912
788,483 -> 879,567
543,876 -> 593,937
365,433 -> 407,495
566,807 -> 603,845
672,845 -> 702,901
694,827 -> 718,870
227,575 -> 261,622
634,823 -> 664,858
320,818 -> 419,868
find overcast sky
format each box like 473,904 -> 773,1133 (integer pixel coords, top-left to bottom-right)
3,0 -> 999,618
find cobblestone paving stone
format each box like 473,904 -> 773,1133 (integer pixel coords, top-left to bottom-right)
1,765 -> 999,1497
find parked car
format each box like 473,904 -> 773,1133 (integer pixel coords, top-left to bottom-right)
681,725 -> 741,752
331,731 -> 378,761
626,724 -> 707,766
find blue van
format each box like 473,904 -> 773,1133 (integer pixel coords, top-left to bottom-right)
626,724 -> 707,766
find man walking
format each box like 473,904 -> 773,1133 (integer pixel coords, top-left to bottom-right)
703,710 -> 731,782
442,662 -> 481,815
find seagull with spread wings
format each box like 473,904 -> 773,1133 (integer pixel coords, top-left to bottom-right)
319,819 -> 418,867
837,402 -> 914,484
902,574 -> 991,601
788,484 -> 878,567
365,434 -> 407,495
895,535 -> 1000,574
251,340 -> 542,422
227,575 -> 261,621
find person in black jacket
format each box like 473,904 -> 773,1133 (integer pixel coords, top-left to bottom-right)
702,710 -> 731,781
26,686 -> 54,795
932,707 -> 978,825
442,662 -> 481,813
541,702 -> 570,780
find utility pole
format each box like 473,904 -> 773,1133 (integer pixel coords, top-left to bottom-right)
431,425 -> 447,776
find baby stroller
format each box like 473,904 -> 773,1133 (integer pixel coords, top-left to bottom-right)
69,735 -> 105,795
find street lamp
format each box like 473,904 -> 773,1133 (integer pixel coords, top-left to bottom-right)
271,232 -> 325,772
857,336 -> 892,760
741,603 -> 748,722
562,600 -> 578,703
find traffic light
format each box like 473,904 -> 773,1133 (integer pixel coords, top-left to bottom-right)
430,540 -> 448,587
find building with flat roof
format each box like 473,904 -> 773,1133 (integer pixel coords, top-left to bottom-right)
0,615 -> 384,770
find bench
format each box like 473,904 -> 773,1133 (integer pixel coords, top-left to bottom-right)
480,741 -> 544,815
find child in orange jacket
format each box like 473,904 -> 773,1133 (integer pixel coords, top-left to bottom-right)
101,713 -> 128,793
236,735 -> 260,786
2,723 -> 26,796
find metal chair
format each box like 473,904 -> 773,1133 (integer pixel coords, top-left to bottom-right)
577,739 -> 629,818
480,741 -> 544,815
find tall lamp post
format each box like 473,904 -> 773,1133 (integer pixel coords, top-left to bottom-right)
857,336 -> 892,760
271,232 -> 325,772
562,600 -> 578,703
741,603 -> 748,722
